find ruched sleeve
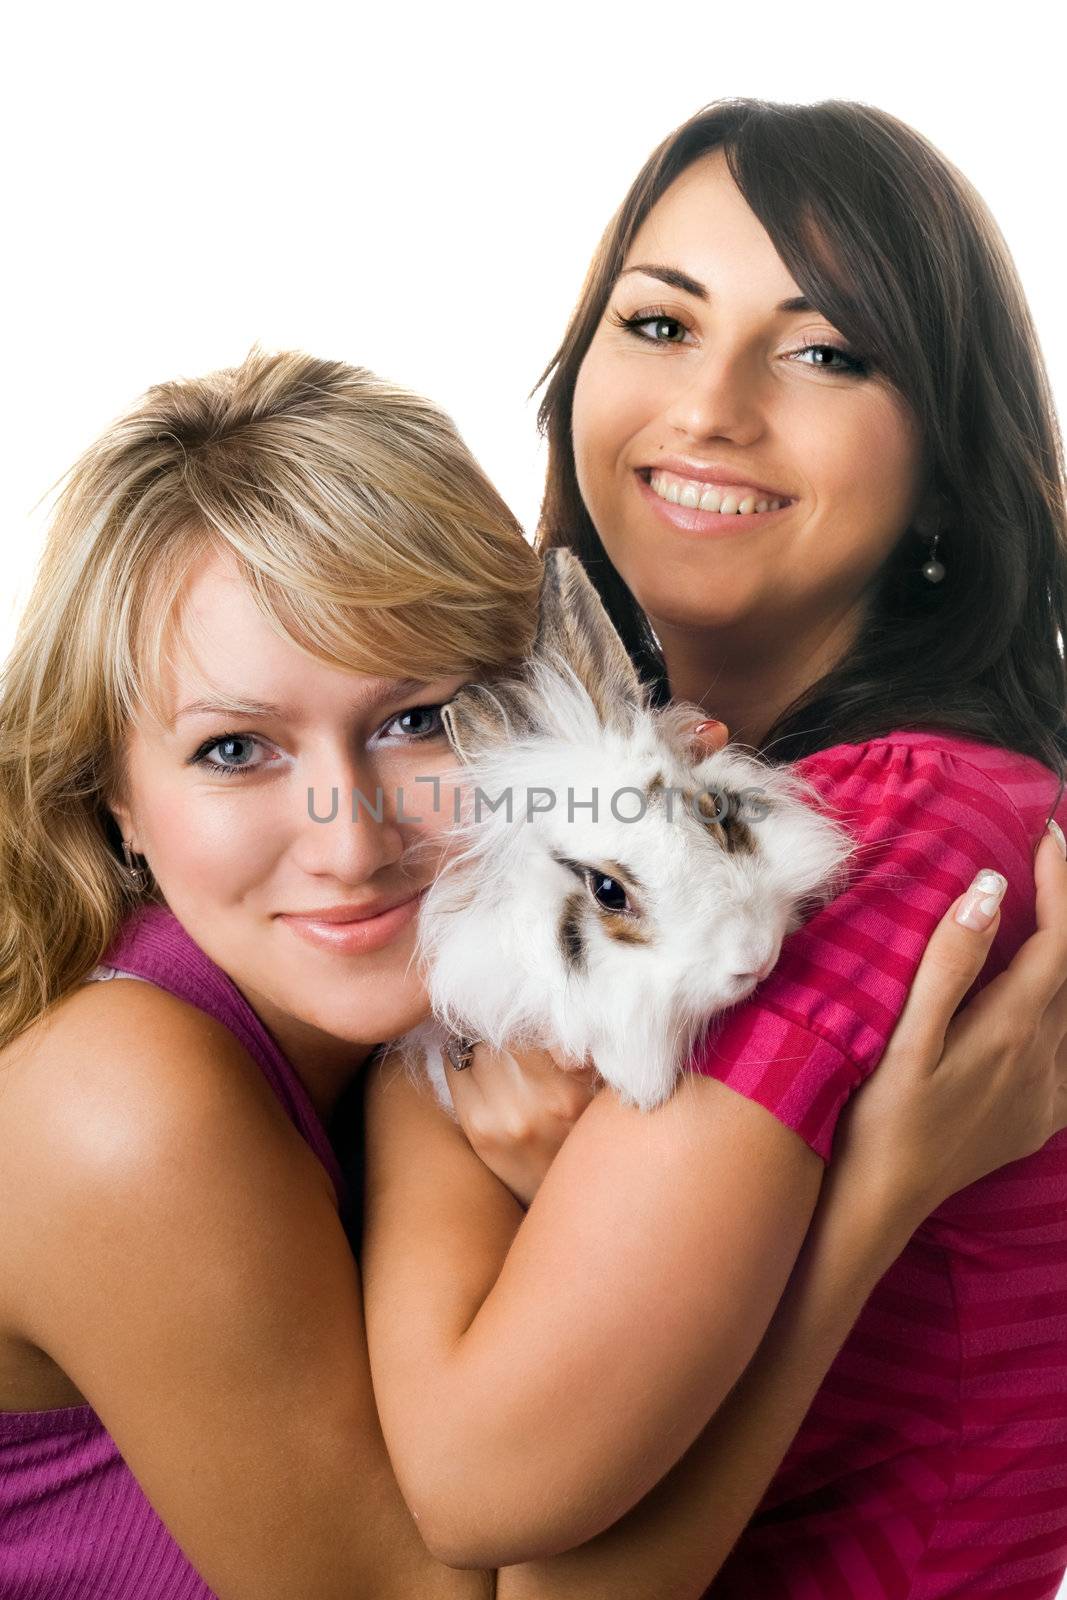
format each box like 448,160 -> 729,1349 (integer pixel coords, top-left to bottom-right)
687,736 -> 1040,1159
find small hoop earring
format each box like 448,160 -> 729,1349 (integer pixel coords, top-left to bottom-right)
921,529 -> 946,584
121,839 -> 150,891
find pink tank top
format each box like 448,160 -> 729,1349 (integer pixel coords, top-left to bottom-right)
0,905 -> 349,1599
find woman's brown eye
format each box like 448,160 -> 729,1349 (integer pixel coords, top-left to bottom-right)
641,317 -> 685,342
610,309 -> 689,345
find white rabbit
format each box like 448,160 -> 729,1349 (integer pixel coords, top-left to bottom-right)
399,548 -> 853,1114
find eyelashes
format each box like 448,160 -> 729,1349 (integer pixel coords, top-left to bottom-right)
381,704 -> 449,743
187,704 -> 450,778
188,733 -> 276,778
608,307 -> 871,376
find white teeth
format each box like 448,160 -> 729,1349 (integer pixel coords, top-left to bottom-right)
648,471 -> 787,514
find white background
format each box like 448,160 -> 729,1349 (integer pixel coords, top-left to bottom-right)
3,1 -> 1065,659
4,3 -> 1066,1587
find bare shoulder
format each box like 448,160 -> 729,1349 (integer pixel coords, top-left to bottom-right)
0,985 -> 457,1598
0,977 -> 330,1328
0,976 -> 295,1162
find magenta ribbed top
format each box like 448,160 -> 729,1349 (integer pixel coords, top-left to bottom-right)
0,905 -> 348,1599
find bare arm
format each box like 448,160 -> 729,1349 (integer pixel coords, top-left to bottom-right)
362,1054 -> 825,1566
0,980 -> 492,1600
494,1159 -> 910,1599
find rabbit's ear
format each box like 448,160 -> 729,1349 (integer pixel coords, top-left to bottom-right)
441,680 -> 537,764
534,549 -> 646,727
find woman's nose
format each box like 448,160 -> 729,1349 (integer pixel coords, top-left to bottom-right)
297,762 -> 406,882
664,348 -> 765,445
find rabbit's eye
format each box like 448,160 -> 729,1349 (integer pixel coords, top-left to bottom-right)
587,872 -> 629,913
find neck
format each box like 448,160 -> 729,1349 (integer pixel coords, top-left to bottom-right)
653,601 -> 864,751
235,979 -> 374,1123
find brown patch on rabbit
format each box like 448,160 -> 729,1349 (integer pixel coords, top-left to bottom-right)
600,913 -> 650,946
694,789 -> 756,856
558,891 -> 587,973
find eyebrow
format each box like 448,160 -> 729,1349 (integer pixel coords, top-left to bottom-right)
171,677 -> 433,727
617,262 -> 812,314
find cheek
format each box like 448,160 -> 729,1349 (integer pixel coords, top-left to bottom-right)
139,778 -> 285,902
572,346 -> 644,504
816,392 -> 922,513
389,753 -> 463,849
794,393 -> 924,572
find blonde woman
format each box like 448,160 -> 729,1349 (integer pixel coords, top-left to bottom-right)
0,349 -> 1064,1600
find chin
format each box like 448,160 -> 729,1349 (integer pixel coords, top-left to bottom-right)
316,980 -> 431,1050
638,581 -> 762,632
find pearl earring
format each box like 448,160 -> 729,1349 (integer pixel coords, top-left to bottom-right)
921,529 -> 946,584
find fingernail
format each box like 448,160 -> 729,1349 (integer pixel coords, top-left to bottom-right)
693,719 -> 727,735
1047,819 -> 1066,858
955,869 -> 1008,930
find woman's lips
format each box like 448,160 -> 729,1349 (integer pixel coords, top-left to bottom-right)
279,890 -> 425,954
634,469 -> 792,537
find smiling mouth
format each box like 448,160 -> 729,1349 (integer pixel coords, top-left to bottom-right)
640,468 -> 791,516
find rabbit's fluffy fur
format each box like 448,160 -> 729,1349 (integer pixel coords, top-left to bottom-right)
398,549 -> 853,1113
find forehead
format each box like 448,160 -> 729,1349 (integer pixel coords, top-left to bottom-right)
161,552 -> 330,705
622,150 -> 800,296
155,551 -> 453,727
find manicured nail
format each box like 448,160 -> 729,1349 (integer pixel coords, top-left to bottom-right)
955,869 -> 1007,930
693,719 -> 727,735
1047,819 -> 1066,858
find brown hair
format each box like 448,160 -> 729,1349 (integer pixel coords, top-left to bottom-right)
0,348 -> 542,1049
536,98 -> 1067,772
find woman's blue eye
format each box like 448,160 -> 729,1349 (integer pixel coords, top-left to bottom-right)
191,734 -> 264,776
383,704 -> 447,740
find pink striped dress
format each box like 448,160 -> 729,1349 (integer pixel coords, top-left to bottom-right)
692,731 -> 1067,1599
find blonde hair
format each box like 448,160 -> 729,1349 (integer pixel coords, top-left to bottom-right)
0,348 -> 542,1049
